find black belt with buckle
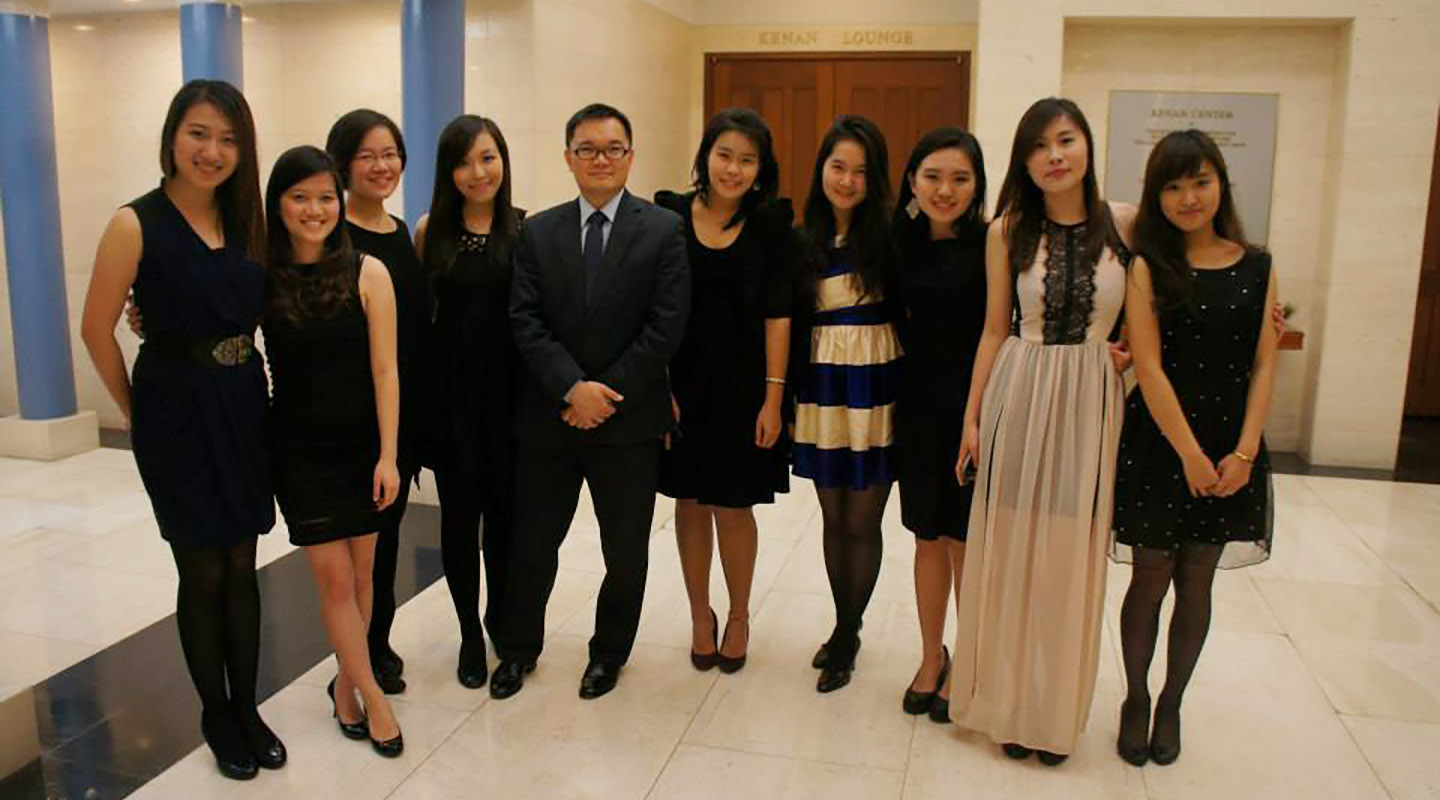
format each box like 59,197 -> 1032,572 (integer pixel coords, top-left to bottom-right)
142,331 -> 255,367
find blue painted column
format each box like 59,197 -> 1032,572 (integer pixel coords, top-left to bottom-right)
0,8 -> 78,420
402,0 -> 464,230
180,1 -> 243,89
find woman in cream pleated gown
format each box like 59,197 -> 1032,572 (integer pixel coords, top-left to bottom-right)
951,97 -> 1135,765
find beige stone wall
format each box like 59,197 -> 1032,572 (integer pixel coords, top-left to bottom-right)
973,0 -> 1440,468
1061,22 -> 1346,451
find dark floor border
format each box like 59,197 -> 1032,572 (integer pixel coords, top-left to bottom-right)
0,505 -> 444,800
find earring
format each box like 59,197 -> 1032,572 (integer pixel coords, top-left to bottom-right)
905,197 -> 921,219
751,182 -> 762,192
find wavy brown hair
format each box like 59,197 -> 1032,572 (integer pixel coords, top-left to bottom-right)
159,80 -> 265,261
995,97 -> 1121,275
264,146 -> 357,323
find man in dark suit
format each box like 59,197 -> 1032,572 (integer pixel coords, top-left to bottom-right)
491,103 -> 688,700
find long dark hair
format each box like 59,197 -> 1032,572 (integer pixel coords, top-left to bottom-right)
423,115 -> 520,276
264,146 -> 356,323
159,79 -> 264,262
893,126 -> 987,263
995,97 -> 1119,275
325,108 -> 407,189
691,108 -> 780,229
800,115 -> 893,300
1134,129 -> 1254,310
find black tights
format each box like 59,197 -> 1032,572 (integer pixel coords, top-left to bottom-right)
171,539 -> 274,748
435,470 -> 513,646
367,473 -> 413,659
1118,542 -> 1223,749
816,484 -> 891,664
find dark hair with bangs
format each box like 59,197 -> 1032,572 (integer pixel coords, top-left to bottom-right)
1134,129 -> 1254,311
159,79 -> 265,262
325,108 -> 407,189
423,115 -> 520,277
995,97 -> 1121,275
893,126 -> 987,262
264,146 -> 356,323
800,115 -> 893,301
691,108 -> 780,229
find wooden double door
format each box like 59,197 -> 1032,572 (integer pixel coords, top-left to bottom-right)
705,53 -> 971,211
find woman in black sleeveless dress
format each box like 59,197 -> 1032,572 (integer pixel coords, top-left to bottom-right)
263,146 -> 404,758
890,128 -> 988,722
81,80 -> 282,780
325,109 -> 433,694
1112,130 -> 1279,767
415,115 -> 524,689
655,109 -> 795,675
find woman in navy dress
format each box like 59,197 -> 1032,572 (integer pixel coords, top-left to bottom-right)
81,80 -> 282,781
790,115 -> 899,693
325,109 -> 433,694
415,115 -> 524,689
1112,130 -> 1278,767
891,128 -> 988,722
656,108 -> 795,674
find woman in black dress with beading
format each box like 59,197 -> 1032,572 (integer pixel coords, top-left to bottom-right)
1111,130 -> 1278,767
325,109 -> 433,694
891,128 -> 988,723
655,108 -> 795,674
263,146 -> 404,757
81,80 -> 283,781
415,115 -> 523,689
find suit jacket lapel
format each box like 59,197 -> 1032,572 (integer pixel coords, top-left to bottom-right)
588,190 -> 639,317
556,200 -> 585,309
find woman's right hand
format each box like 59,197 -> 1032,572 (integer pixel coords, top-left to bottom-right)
124,292 -> 144,339
955,420 -> 980,485
1180,450 -> 1221,498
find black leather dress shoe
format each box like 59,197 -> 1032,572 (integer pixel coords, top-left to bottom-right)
578,661 -> 622,699
489,660 -> 534,700
233,704 -> 287,770
458,639 -> 489,689
812,635 -> 862,670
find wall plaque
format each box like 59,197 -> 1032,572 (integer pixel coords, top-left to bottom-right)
1104,90 -> 1279,243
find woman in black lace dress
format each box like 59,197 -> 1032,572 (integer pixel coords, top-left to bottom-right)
1111,130 -> 1278,767
415,115 -> 524,689
264,146 -> 404,757
325,109 -> 433,694
655,109 -> 795,675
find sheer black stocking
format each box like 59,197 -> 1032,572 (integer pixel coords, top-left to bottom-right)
1117,543 -> 1223,756
816,484 -> 891,664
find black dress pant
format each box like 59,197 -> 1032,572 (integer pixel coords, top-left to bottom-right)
498,439 -> 659,667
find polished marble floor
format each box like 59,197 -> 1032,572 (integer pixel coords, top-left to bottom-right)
1,447 -> 1438,800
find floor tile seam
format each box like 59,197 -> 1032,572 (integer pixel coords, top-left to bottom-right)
678,739 -> 910,774
46,553 -> 179,582
1334,710 -> 1403,800
1337,711 -> 1440,727
641,672 -> 722,800
897,711 -> 920,800
377,701 -> 476,800
1300,478 -> 1440,614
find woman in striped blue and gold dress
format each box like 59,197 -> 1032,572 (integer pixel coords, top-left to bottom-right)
790,115 -> 900,694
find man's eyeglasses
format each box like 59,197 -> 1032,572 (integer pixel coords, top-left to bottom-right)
571,144 -> 631,161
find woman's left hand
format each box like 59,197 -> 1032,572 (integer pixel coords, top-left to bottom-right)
1108,340 -> 1133,373
373,458 -> 401,510
1211,453 -> 1253,497
755,398 -> 783,449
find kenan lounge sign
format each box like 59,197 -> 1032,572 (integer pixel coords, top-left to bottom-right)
758,29 -> 917,47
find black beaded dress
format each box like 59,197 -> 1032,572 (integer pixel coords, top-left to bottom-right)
654,191 -> 794,508
895,232 -> 986,540
264,255 -> 394,545
1112,250 -> 1274,569
128,186 -> 274,548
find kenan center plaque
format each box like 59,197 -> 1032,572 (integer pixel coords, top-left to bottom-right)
1105,91 -> 1278,243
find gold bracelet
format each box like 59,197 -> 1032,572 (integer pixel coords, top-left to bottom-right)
765,377 -> 786,385
1232,450 -> 1254,464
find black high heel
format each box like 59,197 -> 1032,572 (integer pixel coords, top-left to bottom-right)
1001,743 -> 1033,760
328,677 -> 368,740
232,703 -> 286,770
716,616 -> 748,674
370,728 -> 404,758
691,608 -> 720,671
902,646 -> 950,715
457,637 -> 489,689
1117,697 -> 1151,767
1150,700 -> 1182,765
816,635 -> 861,693
201,708 -> 259,781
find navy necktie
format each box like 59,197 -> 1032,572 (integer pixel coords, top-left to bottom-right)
584,210 -> 606,300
